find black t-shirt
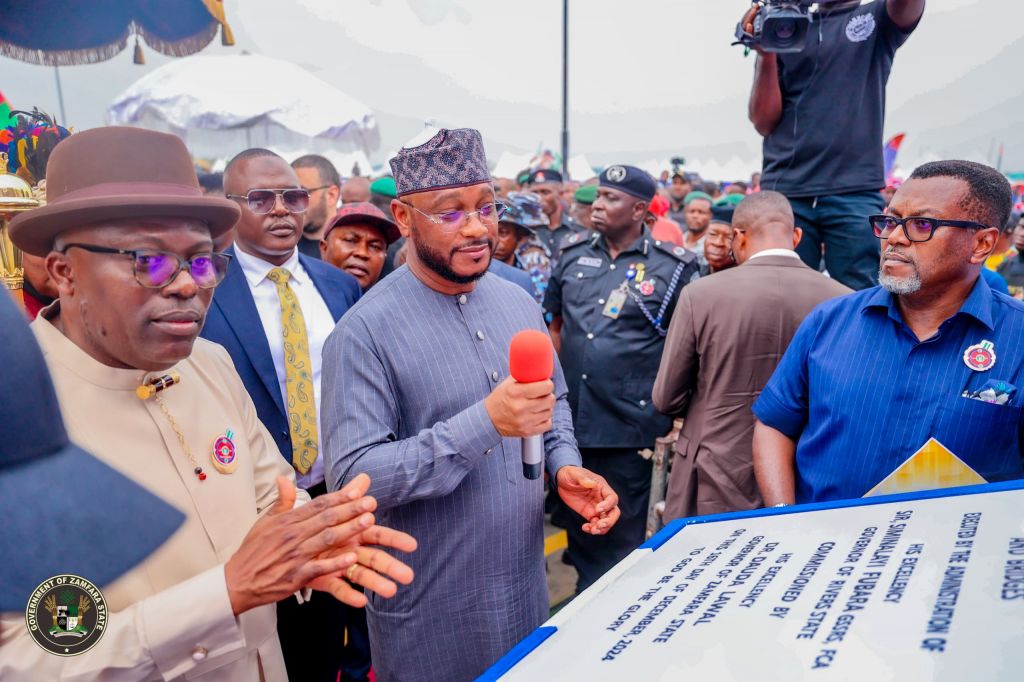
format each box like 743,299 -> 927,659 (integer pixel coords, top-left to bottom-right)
761,1 -> 916,198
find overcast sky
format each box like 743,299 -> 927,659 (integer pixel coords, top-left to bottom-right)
2,0 -> 1019,174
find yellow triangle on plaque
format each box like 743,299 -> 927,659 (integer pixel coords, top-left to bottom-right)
864,438 -> 987,497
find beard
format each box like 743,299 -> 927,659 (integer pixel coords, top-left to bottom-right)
410,224 -> 492,285
879,270 -> 922,295
303,195 -> 328,234
878,248 -> 922,295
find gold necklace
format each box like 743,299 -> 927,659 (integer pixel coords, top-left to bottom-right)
153,394 -> 207,481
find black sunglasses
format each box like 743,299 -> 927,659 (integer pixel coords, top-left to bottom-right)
869,214 -> 991,243
226,188 -> 309,215
61,244 -> 232,289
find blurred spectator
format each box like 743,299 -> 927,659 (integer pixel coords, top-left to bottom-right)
682,190 -> 714,269
525,168 -> 584,259
997,214 -> 1024,300
702,217 -> 737,275
342,176 -> 371,204
493,177 -> 516,198
986,211 -> 1020,271
321,202 -> 402,290
572,183 -> 597,229
292,154 -> 342,260
667,171 -> 693,224
494,192 -> 553,304
369,176 -> 397,215
644,210 -> 685,247
197,170 -> 224,196
561,180 -> 580,206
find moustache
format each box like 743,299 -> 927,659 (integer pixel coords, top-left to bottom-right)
450,238 -> 493,255
883,247 -> 916,263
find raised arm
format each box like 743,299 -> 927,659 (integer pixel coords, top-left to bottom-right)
749,53 -> 783,137
887,0 -> 926,32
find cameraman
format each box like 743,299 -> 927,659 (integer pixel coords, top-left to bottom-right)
746,0 -> 925,290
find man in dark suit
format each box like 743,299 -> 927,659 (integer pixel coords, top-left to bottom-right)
200,148 -> 366,682
652,191 -> 851,520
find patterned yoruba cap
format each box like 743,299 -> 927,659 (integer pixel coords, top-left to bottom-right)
389,128 -> 491,197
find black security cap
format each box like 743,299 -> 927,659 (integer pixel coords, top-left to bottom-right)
599,165 -> 657,202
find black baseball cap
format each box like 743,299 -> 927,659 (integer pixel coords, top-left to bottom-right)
527,169 -> 564,185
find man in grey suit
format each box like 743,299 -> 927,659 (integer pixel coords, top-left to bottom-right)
652,191 -> 851,520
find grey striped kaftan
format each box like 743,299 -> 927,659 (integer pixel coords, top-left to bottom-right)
322,265 -> 581,682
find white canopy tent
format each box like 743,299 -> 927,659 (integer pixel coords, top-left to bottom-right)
491,151 -> 534,180
566,154 -> 597,181
107,53 -> 380,160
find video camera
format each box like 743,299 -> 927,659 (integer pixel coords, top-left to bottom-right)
734,0 -> 813,54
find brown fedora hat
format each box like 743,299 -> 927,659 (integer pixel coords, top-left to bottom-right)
9,126 -> 240,257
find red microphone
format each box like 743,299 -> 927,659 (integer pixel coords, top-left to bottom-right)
509,330 -> 555,480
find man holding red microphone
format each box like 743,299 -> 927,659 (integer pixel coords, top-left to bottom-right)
322,128 -> 619,682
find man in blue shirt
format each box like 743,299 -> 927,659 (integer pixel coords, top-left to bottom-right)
753,160 -> 1024,504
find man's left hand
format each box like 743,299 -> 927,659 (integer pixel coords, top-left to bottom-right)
556,466 -> 620,535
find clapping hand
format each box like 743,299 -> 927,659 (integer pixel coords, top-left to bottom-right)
224,473 -> 416,614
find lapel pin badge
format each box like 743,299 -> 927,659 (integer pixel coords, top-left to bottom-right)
963,340 -> 996,372
211,429 -> 238,474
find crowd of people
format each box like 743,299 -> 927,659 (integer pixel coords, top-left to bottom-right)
4,0 -> 1024,680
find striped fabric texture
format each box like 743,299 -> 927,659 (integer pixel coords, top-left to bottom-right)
322,266 -> 581,681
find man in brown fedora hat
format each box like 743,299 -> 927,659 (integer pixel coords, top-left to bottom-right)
2,126 -> 416,681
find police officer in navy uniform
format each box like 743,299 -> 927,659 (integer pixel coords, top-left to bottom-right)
545,164 -> 699,593
526,168 -> 584,260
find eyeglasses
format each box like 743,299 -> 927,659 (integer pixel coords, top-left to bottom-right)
869,215 -> 991,243
226,188 -> 309,214
400,201 -> 507,231
303,184 -> 332,194
61,244 -> 232,289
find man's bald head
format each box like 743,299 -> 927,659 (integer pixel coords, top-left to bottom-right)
342,177 -> 371,204
731,191 -> 802,264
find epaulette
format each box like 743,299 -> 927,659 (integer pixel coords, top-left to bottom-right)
559,230 -> 593,252
654,240 -> 697,264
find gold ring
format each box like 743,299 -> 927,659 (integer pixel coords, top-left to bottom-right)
346,564 -> 358,581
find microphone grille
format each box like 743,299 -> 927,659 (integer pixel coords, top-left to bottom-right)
509,329 -> 554,383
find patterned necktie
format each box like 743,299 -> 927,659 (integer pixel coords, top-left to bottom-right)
266,267 -> 318,474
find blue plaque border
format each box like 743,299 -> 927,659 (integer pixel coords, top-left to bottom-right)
479,479 -> 1024,680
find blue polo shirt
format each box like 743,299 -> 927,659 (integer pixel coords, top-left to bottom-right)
754,276 -> 1024,503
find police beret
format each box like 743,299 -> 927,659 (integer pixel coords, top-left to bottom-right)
370,176 -> 397,198
711,204 -> 734,225
528,169 -> 563,185
716,193 -> 745,207
684,190 -> 714,206
599,165 -> 656,202
574,184 -> 598,205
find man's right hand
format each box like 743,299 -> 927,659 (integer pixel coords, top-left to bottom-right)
741,1 -> 761,36
224,473 -> 414,615
483,376 -> 556,438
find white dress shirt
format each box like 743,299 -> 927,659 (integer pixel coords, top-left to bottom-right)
747,248 -> 802,261
234,247 -> 335,488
